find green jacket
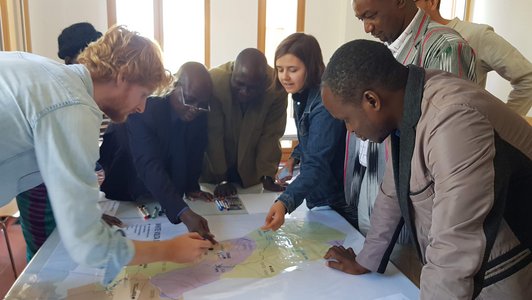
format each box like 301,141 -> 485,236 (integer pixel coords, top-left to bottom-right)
202,62 -> 287,187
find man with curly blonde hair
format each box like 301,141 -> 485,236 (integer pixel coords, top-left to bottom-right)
0,25 -> 212,284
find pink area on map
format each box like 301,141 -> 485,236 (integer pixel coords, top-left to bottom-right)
151,237 -> 256,299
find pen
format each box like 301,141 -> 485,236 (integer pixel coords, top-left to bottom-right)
137,205 -> 150,220
201,233 -> 217,246
214,200 -> 224,211
151,206 -> 159,219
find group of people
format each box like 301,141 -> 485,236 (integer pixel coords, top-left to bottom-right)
0,0 -> 530,298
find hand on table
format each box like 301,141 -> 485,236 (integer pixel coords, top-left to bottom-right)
101,213 -> 124,227
323,245 -> 370,275
187,190 -> 214,202
213,181 -> 237,198
275,158 -> 296,184
167,232 -> 214,262
262,176 -> 285,192
260,201 -> 287,231
180,209 -> 217,245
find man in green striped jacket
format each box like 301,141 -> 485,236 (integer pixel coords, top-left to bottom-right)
337,0 -> 477,284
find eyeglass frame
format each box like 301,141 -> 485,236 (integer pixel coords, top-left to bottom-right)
177,83 -> 210,112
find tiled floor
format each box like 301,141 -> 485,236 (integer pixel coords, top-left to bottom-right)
0,218 -> 28,298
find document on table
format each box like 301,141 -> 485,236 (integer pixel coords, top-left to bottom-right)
122,218 -> 187,241
97,200 -> 120,216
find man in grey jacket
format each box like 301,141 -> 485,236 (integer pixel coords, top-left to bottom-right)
322,40 -> 531,300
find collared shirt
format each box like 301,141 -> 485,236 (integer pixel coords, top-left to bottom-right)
360,10 -> 423,169
99,96 -> 208,224
387,9 -> 423,57
0,52 -> 133,285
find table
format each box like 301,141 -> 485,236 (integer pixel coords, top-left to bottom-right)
5,187 -> 419,300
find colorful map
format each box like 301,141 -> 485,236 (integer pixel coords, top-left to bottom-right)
67,219 -> 345,299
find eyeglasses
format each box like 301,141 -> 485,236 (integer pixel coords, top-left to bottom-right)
179,85 -> 210,112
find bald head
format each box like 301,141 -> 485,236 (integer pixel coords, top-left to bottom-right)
172,62 -> 212,122
231,48 -> 270,103
176,61 -> 212,93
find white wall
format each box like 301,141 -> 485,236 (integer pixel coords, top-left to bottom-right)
304,0 -> 378,63
28,0 -> 107,61
470,0 -> 532,116
23,0 -> 532,116
209,0 -> 258,68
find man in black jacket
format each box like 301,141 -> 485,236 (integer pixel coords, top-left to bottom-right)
99,62 -> 215,240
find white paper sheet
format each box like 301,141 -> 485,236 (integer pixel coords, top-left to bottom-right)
97,200 -> 120,216
122,218 -> 187,241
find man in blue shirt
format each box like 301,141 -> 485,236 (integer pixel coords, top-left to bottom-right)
100,62 -> 215,240
0,26 -> 212,284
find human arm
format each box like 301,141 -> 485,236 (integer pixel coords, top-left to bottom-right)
129,232 -> 212,265
479,28 -> 532,115
277,102 -> 345,213
126,113 -> 212,239
184,114 -> 213,201
33,105 -> 134,284
276,156 -> 297,184
343,138 -> 404,273
256,89 -> 288,191
419,106 -> 498,299
261,200 -> 287,231
422,33 -> 477,82
323,245 -> 370,275
203,95 -> 229,183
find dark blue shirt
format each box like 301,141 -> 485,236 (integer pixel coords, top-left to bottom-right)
278,86 -> 346,213
99,96 -> 207,224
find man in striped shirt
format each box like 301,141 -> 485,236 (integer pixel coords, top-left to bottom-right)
337,0 -> 477,284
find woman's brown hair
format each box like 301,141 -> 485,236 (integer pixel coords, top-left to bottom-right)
273,32 -> 325,90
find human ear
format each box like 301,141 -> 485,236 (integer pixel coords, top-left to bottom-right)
363,90 -> 381,111
397,0 -> 407,9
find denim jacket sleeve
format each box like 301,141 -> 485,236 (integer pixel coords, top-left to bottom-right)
33,104 -> 134,286
290,143 -> 302,161
277,99 -> 345,213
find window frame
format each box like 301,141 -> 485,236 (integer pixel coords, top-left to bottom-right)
107,0 -> 211,67
257,0 -> 305,53
0,0 -> 31,52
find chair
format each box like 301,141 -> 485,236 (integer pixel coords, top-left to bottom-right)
0,199 -> 20,279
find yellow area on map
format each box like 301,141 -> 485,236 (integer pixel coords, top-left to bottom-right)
68,220 -> 345,299
224,220 -> 345,278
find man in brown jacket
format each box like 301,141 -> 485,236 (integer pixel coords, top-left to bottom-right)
322,40 -> 531,299
202,49 -> 288,196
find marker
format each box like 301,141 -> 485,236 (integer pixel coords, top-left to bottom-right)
214,200 -> 224,211
151,206 -> 159,219
137,205 -> 150,220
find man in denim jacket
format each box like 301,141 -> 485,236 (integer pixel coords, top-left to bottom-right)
0,26 -> 211,284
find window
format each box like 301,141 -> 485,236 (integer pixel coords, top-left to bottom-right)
440,0 -> 467,20
0,2 -> 6,50
115,0 -> 155,40
0,0 -> 31,51
109,0 -> 304,140
258,0 -> 305,142
162,0 -> 205,72
258,0 -> 305,66
109,0 -> 208,71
